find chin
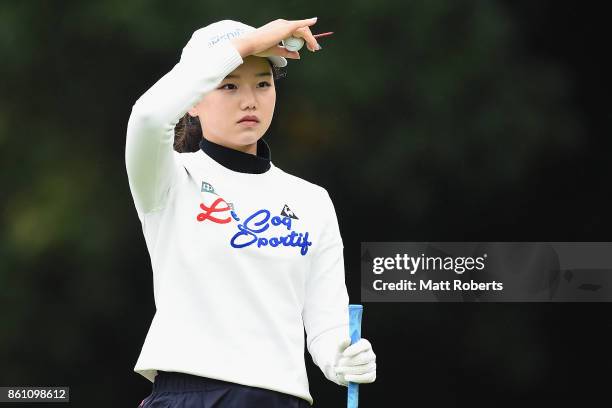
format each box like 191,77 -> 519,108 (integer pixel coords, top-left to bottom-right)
230,133 -> 258,146
208,124 -> 268,148
236,127 -> 268,143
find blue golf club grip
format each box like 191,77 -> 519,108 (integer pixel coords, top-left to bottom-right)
348,304 -> 363,408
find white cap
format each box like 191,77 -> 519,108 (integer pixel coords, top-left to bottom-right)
181,20 -> 288,68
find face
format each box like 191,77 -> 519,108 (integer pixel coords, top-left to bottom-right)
188,55 -> 276,154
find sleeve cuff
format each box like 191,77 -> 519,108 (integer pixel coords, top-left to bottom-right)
308,324 -> 350,386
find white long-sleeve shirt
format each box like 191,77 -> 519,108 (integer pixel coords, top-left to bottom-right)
125,34 -> 349,405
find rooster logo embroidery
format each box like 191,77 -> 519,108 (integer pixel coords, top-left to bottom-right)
281,204 -> 298,220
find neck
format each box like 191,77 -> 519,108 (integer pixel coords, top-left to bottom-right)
206,136 -> 257,155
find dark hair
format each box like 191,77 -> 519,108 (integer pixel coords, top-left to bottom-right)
174,59 -> 286,153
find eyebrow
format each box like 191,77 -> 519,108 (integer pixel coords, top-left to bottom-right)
225,72 -> 272,79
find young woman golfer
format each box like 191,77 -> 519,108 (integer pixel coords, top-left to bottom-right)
125,17 -> 376,407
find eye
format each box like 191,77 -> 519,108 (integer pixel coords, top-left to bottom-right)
219,81 -> 272,90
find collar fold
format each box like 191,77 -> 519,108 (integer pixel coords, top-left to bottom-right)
199,137 -> 271,174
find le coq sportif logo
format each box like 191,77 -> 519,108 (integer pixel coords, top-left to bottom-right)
197,181 -> 313,255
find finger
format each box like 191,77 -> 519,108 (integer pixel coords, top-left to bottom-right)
344,371 -> 376,384
338,349 -> 376,366
258,45 -> 300,59
278,46 -> 300,59
293,17 -> 318,28
336,337 -> 352,353
342,338 -> 372,357
335,373 -> 349,387
293,26 -> 319,52
335,361 -> 376,375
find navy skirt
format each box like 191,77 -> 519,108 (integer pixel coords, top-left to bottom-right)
138,371 -> 311,408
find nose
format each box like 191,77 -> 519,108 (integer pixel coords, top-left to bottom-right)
239,87 -> 257,110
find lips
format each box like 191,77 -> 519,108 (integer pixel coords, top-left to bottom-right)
238,115 -> 260,123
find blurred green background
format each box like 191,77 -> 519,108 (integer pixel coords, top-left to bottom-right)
1,0 -> 610,406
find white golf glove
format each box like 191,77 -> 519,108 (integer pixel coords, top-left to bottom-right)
331,338 -> 377,386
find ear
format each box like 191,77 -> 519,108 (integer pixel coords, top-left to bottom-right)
187,108 -> 198,117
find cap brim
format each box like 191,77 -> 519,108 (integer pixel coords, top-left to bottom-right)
267,56 -> 287,68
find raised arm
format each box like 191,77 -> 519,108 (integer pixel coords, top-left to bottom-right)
125,18 -> 320,221
125,32 -> 244,220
